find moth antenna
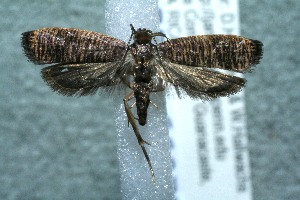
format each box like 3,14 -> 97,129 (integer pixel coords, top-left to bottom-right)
130,24 -> 136,33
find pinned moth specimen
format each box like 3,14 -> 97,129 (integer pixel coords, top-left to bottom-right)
21,24 -> 263,179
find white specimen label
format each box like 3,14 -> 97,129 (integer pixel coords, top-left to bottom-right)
159,0 -> 253,199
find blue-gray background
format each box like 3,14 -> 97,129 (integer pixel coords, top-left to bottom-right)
1,0 -> 299,199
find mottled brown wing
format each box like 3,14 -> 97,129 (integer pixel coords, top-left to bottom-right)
158,35 -> 263,72
155,59 -> 246,100
21,27 -> 127,64
41,61 -> 126,96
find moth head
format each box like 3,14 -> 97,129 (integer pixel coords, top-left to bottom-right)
130,24 -> 152,45
129,24 -> 168,45
134,30 -> 152,45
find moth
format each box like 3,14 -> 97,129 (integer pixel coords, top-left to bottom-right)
21,24 -> 263,179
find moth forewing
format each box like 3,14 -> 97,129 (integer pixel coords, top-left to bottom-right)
21,27 -> 127,65
157,34 -> 263,72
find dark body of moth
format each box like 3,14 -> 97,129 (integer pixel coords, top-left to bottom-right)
21,25 -> 263,179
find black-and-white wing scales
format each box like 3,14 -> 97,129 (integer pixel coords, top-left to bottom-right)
21,27 -> 127,64
158,34 -> 263,72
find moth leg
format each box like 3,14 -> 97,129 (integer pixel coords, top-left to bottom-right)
129,102 -> 136,109
149,100 -> 158,108
123,92 -> 155,179
123,93 -> 138,122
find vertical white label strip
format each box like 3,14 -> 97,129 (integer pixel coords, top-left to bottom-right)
159,0 -> 253,200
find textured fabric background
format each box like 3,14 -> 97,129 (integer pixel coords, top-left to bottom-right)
240,1 -> 300,200
0,0 -> 299,199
